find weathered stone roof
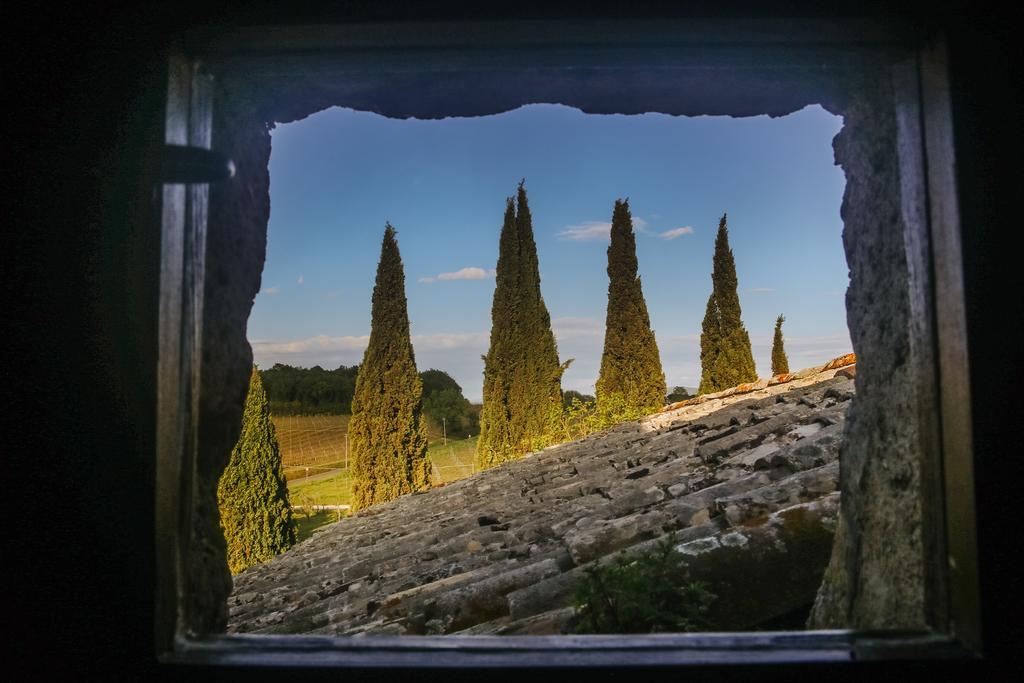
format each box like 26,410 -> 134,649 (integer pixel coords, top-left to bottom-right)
228,360 -> 855,636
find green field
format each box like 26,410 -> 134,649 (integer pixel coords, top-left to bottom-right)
272,414 -> 351,480
276,414 -> 479,537
286,436 -> 478,504
294,510 -> 341,543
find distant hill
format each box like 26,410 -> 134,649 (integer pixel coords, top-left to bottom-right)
261,365 -> 477,438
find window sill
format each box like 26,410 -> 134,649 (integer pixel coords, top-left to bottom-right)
165,630 -> 976,667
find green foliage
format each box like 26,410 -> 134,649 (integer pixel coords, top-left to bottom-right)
288,468 -> 353,507
666,386 -> 691,403
553,393 -> 648,444
596,199 -> 666,416
477,182 -> 569,469
771,314 -> 790,376
562,390 -> 595,409
349,224 -> 431,511
260,363 -> 359,415
423,387 -> 475,438
698,214 -> 758,394
420,368 -> 462,398
217,367 -> 297,575
294,510 -> 339,543
572,535 -> 717,634
260,365 -> 470,419
420,369 -> 476,438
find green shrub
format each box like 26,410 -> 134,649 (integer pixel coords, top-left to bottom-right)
218,367 -> 297,575
552,393 -> 650,444
572,535 -> 716,634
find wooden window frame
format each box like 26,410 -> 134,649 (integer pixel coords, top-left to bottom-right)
154,19 -> 980,667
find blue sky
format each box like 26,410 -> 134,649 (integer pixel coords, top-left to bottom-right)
248,104 -> 850,402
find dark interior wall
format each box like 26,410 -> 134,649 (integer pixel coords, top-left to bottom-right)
7,2 -> 1019,678
946,18 -> 1019,662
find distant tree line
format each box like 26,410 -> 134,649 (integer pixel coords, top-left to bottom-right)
259,364 -> 476,436
420,369 -> 479,439
260,363 -> 359,415
476,187 -> 672,467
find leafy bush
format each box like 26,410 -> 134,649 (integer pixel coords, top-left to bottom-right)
423,386 -> 474,438
218,367 -> 296,574
552,393 -> 650,444
572,535 -> 716,634
562,390 -> 595,408
666,386 -> 691,403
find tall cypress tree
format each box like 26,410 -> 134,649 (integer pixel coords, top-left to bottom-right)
595,199 -> 666,416
349,224 -> 430,511
771,314 -> 790,375
217,366 -> 296,575
698,214 -> 758,393
478,181 -> 568,469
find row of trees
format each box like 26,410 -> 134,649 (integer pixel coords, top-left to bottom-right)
475,185 -> 791,466
260,363 -> 359,415
258,362 -> 476,437
218,182 -> 794,573
328,181 -> 793,476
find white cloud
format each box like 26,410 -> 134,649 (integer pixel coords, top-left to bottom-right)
413,332 -> 490,350
261,286 -> 280,295
297,274 -> 304,285
251,332 -> 491,357
659,226 -> 694,240
440,267 -> 490,281
552,316 -> 604,341
252,334 -> 369,356
420,266 -> 495,284
557,221 -> 612,241
558,217 -> 648,242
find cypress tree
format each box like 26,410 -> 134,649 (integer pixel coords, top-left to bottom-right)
349,224 -> 430,511
771,314 -> 790,375
478,181 -> 568,469
217,366 -> 296,575
595,199 -> 666,416
698,214 -> 758,393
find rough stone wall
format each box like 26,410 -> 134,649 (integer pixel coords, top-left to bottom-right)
808,70 -> 927,629
227,372 -> 853,636
184,83 -> 273,636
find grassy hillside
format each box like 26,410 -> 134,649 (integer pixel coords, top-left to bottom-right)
275,413 -> 479,538
273,414 -> 352,480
